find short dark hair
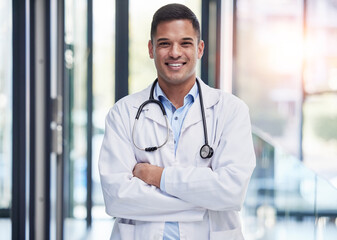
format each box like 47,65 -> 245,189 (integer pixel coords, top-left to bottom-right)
150,3 -> 201,43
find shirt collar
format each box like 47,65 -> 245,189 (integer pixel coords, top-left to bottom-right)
154,80 -> 199,108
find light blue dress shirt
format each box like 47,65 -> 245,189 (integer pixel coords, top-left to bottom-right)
154,82 -> 198,240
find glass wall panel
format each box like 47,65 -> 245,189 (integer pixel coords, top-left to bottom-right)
315,177 -> 337,240
302,0 -> 337,183
304,0 -> 337,94
0,0 -> 12,239
92,0 -> 115,219
235,0 -> 303,157
129,0 -> 201,94
303,94 -> 337,185
243,135 -> 337,240
64,0 -> 88,235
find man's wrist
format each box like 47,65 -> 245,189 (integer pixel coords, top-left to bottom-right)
133,163 -> 163,188
149,165 -> 164,188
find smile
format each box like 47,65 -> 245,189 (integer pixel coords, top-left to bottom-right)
168,63 -> 182,67
165,62 -> 186,68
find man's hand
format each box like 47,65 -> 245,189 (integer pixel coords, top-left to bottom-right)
133,163 -> 164,188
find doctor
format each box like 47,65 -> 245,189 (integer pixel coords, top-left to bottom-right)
99,3 -> 256,240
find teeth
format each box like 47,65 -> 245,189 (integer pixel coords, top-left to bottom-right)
168,63 -> 182,67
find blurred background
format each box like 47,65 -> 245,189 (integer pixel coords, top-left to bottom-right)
1,0 -> 336,239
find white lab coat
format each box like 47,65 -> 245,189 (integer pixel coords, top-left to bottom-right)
99,79 -> 256,240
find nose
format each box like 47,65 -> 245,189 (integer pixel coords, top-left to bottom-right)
169,43 -> 182,59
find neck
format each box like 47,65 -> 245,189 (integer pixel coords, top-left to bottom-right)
158,78 -> 196,109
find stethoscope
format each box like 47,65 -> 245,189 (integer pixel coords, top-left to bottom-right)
132,79 -> 214,159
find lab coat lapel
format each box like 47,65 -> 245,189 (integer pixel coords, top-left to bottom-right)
143,103 -> 168,127
181,79 -> 220,132
131,84 -> 168,128
131,104 -> 168,128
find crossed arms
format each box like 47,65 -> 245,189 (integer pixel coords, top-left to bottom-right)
98,100 -> 255,222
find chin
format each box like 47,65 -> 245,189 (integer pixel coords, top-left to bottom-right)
163,77 -> 187,85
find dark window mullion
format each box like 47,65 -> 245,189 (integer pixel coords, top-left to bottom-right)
44,0 -> 52,238
115,0 -> 129,101
12,0 -> 27,239
29,0 -> 36,239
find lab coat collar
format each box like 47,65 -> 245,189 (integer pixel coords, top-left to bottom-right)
132,77 -> 220,128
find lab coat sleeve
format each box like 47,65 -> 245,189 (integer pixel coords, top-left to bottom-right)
163,100 -> 256,211
98,105 -> 206,222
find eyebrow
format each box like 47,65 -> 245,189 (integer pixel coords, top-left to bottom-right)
157,38 -> 170,42
181,37 -> 194,41
156,37 -> 194,42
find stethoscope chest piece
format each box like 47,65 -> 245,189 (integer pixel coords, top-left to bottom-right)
200,144 -> 214,159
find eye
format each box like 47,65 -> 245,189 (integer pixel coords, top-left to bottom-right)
181,42 -> 193,47
158,42 -> 170,47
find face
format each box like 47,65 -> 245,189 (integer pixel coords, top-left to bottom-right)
148,19 -> 204,87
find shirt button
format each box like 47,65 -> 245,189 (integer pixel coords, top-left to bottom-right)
174,116 -> 178,120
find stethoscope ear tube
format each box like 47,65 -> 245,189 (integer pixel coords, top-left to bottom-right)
135,99 -> 167,119
132,106 -> 170,152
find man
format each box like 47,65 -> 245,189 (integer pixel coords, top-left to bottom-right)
99,4 -> 255,240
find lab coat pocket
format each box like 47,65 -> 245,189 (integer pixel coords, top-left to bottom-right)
118,221 -> 135,240
210,228 -> 244,240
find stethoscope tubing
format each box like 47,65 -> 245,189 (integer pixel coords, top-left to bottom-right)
132,79 -> 213,158
132,112 -> 170,152
196,79 -> 209,146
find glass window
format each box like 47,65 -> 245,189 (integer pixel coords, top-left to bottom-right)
243,135 -> 337,239
64,0 -> 116,237
303,94 -> 337,184
304,0 -> 337,94
64,0 -> 88,228
128,0 -> 201,94
315,177 -> 337,238
0,0 -> 12,239
235,0 -> 303,158
64,1 -> 116,237
92,0 -> 115,219
302,0 -> 337,183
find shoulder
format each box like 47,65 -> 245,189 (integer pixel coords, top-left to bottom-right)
108,85 -> 151,117
217,93 -> 250,125
200,80 -> 248,114
201,86 -> 250,126
220,91 -> 249,112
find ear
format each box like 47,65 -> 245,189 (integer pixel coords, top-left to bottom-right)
148,40 -> 154,59
197,40 -> 205,59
